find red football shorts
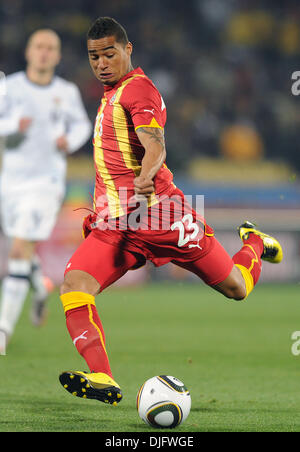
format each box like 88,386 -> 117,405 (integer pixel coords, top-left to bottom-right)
64,188 -> 234,291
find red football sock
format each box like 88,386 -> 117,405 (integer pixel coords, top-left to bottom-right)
232,234 -> 264,295
66,304 -> 112,377
60,292 -> 113,377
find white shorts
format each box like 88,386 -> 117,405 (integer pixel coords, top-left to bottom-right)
1,184 -> 65,241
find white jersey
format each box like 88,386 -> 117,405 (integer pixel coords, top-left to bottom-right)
0,71 -> 91,240
0,71 -> 92,192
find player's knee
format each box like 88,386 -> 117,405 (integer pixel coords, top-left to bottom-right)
214,267 -> 247,301
231,286 -> 247,301
60,270 -> 100,296
219,274 -> 247,300
224,283 -> 247,301
60,279 -> 73,296
9,239 -> 35,260
223,265 -> 247,300
60,277 -> 85,296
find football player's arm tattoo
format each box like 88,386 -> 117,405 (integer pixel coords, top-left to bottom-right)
136,127 -> 166,181
136,126 -> 165,149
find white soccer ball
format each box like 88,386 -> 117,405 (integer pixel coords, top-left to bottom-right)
136,375 -> 191,428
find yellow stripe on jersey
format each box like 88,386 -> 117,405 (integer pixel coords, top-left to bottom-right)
112,75 -> 158,208
135,117 -> 162,130
94,98 -> 125,218
113,77 -> 141,176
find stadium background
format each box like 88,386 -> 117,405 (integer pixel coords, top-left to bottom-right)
0,0 -> 299,287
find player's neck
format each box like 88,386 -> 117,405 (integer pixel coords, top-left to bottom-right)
118,64 -> 135,82
126,63 -> 134,76
26,67 -> 55,86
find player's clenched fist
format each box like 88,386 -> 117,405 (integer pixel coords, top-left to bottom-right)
18,117 -> 32,133
56,135 -> 69,153
82,213 -> 97,239
134,175 -> 154,197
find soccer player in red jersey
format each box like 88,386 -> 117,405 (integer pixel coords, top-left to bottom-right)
59,17 -> 283,405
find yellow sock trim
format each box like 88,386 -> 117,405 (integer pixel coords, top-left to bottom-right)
235,264 -> 254,298
60,291 -> 95,313
243,244 -> 259,272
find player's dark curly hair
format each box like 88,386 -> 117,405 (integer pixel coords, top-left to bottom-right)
87,17 -> 129,45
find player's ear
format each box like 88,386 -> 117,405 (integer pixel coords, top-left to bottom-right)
125,41 -> 133,57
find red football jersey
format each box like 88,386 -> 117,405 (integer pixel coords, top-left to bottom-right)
93,67 -> 174,219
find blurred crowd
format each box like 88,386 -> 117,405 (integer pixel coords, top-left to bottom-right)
1,0 -> 300,172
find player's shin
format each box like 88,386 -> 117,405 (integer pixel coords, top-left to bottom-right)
0,259 -> 31,337
30,254 -> 52,326
232,235 -> 264,298
60,292 -> 113,377
31,255 -> 48,300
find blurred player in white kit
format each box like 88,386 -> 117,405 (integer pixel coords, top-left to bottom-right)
0,29 -> 92,345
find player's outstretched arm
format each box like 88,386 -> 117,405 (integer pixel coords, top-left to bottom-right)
63,85 -> 92,153
134,126 -> 166,196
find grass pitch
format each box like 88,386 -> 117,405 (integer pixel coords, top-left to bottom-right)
0,281 -> 300,432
